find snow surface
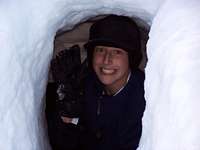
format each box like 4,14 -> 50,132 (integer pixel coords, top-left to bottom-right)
139,0 -> 200,150
0,0 -> 200,149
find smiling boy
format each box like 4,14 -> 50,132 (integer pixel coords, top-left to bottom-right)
81,14 -> 146,150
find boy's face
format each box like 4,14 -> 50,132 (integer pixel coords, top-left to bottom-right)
92,46 -> 130,95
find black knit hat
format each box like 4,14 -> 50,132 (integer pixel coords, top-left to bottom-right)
84,14 -> 142,70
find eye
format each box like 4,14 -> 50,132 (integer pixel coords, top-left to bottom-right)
112,49 -> 123,55
94,47 -> 105,53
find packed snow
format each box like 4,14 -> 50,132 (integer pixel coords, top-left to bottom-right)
0,0 -> 199,149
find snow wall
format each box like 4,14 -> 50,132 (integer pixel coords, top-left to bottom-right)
0,0 -> 200,149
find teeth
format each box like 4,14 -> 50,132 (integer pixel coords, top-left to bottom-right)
101,68 -> 115,74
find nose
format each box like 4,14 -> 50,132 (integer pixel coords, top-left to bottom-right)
103,51 -> 112,64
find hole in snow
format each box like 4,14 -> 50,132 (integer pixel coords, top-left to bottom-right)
45,14 -> 149,149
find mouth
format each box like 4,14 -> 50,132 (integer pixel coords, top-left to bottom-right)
101,67 -> 116,74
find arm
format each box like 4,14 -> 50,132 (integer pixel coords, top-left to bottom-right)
118,85 -> 145,150
118,115 -> 143,150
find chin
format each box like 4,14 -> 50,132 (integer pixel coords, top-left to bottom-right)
98,76 -> 114,85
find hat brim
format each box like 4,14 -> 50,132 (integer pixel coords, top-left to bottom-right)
84,39 -> 125,51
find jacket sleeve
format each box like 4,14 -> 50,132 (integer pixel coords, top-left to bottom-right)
118,114 -> 143,150
117,82 -> 145,150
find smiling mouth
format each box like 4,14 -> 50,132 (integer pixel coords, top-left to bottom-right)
101,67 -> 116,74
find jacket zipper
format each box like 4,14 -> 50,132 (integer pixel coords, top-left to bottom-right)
97,99 -> 101,116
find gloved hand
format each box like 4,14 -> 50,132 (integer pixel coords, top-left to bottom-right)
50,45 -> 88,118
51,45 -> 81,84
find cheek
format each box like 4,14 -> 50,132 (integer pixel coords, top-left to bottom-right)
117,56 -> 129,67
92,54 -> 101,66
92,55 -> 100,70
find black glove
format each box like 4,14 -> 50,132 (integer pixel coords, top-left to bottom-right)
51,45 -> 81,84
51,45 -> 88,118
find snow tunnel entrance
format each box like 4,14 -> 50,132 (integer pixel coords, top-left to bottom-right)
1,0 -> 200,149
45,15 -> 149,150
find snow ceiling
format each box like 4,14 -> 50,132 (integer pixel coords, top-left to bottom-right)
0,0 -> 200,149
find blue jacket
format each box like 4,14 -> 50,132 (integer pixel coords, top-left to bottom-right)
81,69 -> 145,150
